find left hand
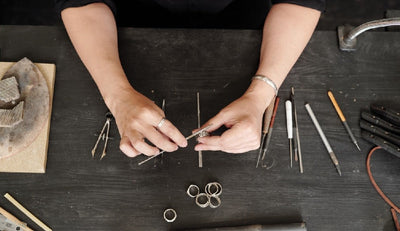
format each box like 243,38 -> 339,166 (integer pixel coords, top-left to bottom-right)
195,81 -> 275,153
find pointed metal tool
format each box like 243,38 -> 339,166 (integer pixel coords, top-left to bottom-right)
291,87 -> 303,173
261,97 -> 280,161
256,96 -> 276,168
138,124 -> 213,166
286,100 -> 293,168
305,103 -> 342,176
327,90 -> 361,151
91,112 -> 113,160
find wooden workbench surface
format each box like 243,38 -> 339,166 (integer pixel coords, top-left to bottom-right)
0,25 -> 399,231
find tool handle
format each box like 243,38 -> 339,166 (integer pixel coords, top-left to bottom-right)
269,97 -> 280,128
305,103 -> 333,153
262,96 -> 276,133
327,90 -> 346,122
286,100 -> 293,139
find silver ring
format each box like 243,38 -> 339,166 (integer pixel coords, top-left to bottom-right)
163,208 -> 177,222
195,193 -> 210,208
186,184 -> 200,198
157,117 -> 166,128
209,195 -> 221,208
205,182 -> 222,196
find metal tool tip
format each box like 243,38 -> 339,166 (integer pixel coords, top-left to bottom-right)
355,142 -> 361,151
336,165 -> 342,176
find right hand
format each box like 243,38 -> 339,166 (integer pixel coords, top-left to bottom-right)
108,88 -> 187,157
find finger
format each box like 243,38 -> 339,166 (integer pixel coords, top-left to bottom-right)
196,135 -> 223,148
144,126 -> 179,152
197,123 -> 258,152
126,132 -> 160,156
195,141 -> 251,153
194,142 -> 221,151
120,136 -> 141,157
158,119 -> 187,147
194,111 -> 229,134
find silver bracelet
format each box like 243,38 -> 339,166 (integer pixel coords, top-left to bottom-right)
252,75 -> 278,96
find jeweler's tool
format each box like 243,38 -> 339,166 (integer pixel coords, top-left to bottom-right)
291,87 -> 303,173
197,92 -> 203,168
256,96 -> 276,168
327,90 -> 361,151
305,103 -> 342,176
91,112 -> 113,160
160,99 -> 166,162
261,97 -> 280,161
286,100 -> 293,168
138,124 -> 213,165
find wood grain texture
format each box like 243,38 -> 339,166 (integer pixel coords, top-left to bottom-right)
0,26 -> 398,231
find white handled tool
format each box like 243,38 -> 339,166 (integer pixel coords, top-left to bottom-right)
285,100 -> 293,168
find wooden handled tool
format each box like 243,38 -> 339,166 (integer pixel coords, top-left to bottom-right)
327,90 -> 360,151
256,96 -> 277,168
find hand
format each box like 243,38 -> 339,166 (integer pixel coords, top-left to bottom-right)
195,81 -> 275,153
109,88 -> 187,157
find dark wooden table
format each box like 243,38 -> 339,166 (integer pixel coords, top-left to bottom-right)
0,25 -> 399,231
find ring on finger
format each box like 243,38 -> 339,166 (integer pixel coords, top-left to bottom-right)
157,117 -> 166,129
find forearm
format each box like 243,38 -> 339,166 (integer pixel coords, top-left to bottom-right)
250,3 -> 320,109
61,3 -> 132,112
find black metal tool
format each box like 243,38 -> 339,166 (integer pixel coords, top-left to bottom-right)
360,104 -> 400,158
361,111 -> 400,134
370,104 -> 400,126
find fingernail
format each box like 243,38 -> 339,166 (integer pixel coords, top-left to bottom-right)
181,140 -> 188,147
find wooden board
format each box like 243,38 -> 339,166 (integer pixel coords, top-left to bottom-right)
0,61 -> 55,173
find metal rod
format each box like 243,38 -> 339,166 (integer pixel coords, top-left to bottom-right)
305,103 -> 342,176
138,125 -> 212,166
291,87 -> 303,173
197,92 -> 203,168
344,17 -> 400,44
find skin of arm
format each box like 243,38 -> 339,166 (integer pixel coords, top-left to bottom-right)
195,3 -> 321,153
61,3 -> 187,157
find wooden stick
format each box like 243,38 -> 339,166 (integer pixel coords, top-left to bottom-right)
0,206 -> 33,231
4,193 -> 52,231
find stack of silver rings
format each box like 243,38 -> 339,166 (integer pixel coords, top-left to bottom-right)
186,182 -> 222,208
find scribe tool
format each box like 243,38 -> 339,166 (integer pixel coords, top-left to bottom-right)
285,100 -> 293,168
305,103 -> 342,176
327,90 -> 361,151
261,97 -> 280,161
291,87 -> 303,173
138,124 -> 213,166
256,96 -> 276,168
